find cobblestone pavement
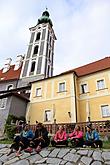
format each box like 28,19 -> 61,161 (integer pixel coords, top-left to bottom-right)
0,144 -> 110,164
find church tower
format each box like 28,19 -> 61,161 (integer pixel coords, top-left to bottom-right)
19,10 -> 56,87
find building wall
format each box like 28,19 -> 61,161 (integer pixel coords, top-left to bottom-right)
27,68 -> 110,124
26,73 -> 76,124
77,69 -> 110,122
9,96 -> 28,117
0,80 -> 17,91
0,96 -> 11,136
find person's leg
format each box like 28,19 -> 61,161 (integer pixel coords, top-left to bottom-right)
94,140 -> 103,148
75,138 -> 84,147
58,140 -> 68,146
84,140 -> 94,147
7,136 -> 21,156
51,139 -> 56,147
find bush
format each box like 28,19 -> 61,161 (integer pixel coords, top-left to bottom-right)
4,114 -> 26,139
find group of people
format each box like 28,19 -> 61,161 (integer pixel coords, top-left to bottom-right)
52,124 -> 102,148
8,122 -> 102,156
8,122 -> 49,156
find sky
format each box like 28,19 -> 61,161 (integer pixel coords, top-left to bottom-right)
0,0 -> 110,75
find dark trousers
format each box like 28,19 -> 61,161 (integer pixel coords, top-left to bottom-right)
10,136 -> 29,151
70,138 -> 84,147
30,137 -> 50,148
51,140 -> 68,147
84,140 -> 102,148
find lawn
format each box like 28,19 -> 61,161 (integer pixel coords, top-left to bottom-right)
103,141 -> 110,149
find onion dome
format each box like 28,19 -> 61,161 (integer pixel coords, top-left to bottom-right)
37,10 -> 53,27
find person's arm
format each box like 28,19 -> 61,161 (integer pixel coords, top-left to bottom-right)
63,131 -> 67,140
54,132 -> 58,141
68,131 -> 75,138
42,128 -> 48,138
74,131 -> 83,139
93,131 -> 99,140
27,130 -> 34,139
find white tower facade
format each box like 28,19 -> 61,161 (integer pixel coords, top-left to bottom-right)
20,10 -> 56,87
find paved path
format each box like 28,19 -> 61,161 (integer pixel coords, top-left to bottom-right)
0,144 -> 110,164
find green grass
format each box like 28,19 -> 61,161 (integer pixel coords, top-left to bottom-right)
103,141 -> 110,149
0,138 -> 13,144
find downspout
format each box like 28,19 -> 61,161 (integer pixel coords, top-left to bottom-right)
73,72 -> 78,123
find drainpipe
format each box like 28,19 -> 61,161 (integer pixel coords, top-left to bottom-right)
73,72 -> 78,123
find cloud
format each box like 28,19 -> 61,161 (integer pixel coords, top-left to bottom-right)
0,0 -> 110,75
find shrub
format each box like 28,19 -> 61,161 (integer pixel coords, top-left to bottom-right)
4,114 -> 26,139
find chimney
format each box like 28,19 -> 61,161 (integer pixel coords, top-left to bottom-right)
14,55 -> 24,70
2,58 -> 12,73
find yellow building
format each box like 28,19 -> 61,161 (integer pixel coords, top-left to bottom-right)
26,72 -> 77,124
26,57 -> 110,124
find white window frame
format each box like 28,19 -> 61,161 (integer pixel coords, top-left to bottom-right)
0,98 -> 7,109
80,83 -> 88,94
36,87 -> 42,97
58,81 -> 66,92
96,78 -> 105,90
100,105 -> 110,117
27,59 -> 37,76
44,110 -> 52,122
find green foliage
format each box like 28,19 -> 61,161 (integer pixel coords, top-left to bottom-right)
5,124 -> 16,139
0,138 -> 13,144
5,114 -> 26,139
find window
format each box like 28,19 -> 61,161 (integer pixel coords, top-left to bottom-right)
36,88 -> 41,96
33,45 -> 39,55
30,61 -> 36,73
81,84 -> 88,94
59,82 -> 66,92
36,57 -> 42,74
36,32 -> 41,41
101,105 -> 110,117
7,84 -> 13,90
0,98 -> 7,109
97,79 -> 105,90
44,110 -> 51,122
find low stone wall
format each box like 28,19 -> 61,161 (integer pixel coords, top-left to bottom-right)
0,144 -> 110,164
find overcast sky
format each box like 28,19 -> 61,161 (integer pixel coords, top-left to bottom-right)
0,0 -> 110,75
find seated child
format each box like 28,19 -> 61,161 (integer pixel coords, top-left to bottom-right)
8,124 -> 34,156
25,123 -> 50,153
84,125 -> 102,148
51,125 -> 68,146
68,125 -> 84,147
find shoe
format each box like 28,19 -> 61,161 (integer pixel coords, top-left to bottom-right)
24,147 -> 33,153
35,145 -> 41,153
16,151 -> 22,157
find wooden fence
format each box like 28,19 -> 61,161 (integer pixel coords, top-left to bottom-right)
29,120 -> 110,135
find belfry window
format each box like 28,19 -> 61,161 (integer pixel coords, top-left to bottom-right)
36,32 -> 41,41
30,61 -> 36,73
33,45 -> 39,55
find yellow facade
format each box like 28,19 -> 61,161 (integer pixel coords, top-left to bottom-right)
26,68 -> 110,124
77,69 -> 110,122
26,73 -> 77,124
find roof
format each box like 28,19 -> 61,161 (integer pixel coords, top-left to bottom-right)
0,65 -> 22,82
63,57 -> 110,77
27,57 -> 110,85
0,92 -> 29,102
